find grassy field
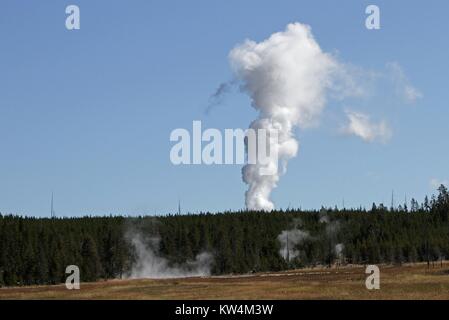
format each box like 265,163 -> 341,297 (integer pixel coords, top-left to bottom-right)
1,262 -> 449,299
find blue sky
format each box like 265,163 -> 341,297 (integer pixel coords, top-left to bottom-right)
1,0 -> 448,216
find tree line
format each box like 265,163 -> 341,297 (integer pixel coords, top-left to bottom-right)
1,185 -> 449,286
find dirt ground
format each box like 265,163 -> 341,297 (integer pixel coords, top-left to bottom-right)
1,262 -> 449,299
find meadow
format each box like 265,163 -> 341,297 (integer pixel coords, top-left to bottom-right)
1,262 -> 448,300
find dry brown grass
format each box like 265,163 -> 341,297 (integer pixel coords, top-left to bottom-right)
1,262 -> 449,300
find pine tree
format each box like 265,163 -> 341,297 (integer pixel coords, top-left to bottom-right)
81,236 -> 102,282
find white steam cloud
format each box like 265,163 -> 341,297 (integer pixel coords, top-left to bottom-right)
334,243 -> 344,258
278,228 -> 309,262
321,213 -> 345,264
126,232 -> 212,279
229,23 -> 340,211
226,23 -> 418,211
342,110 -> 392,143
278,218 -> 309,262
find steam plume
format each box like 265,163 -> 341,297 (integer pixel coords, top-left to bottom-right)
126,232 -> 212,279
334,243 -> 344,260
229,23 -> 339,211
277,218 -> 309,261
278,229 -> 309,262
320,213 -> 345,263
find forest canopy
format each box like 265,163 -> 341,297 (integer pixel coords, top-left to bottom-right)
1,185 -> 449,287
